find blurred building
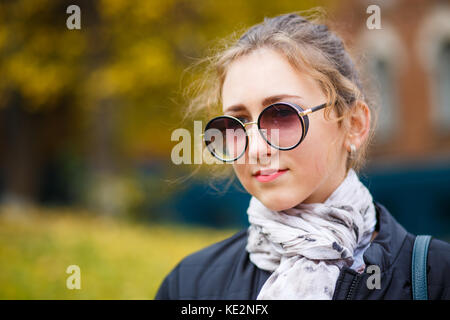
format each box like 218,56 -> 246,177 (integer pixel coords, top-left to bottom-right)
334,0 -> 450,162
317,0 -> 450,238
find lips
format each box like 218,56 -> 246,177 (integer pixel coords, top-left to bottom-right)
253,169 -> 288,183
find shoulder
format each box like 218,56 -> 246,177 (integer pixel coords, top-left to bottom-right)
356,202 -> 450,299
180,228 -> 248,269
428,237 -> 450,262
400,233 -> 450,299
154,229 -> 250,299
427,236 -> 450,298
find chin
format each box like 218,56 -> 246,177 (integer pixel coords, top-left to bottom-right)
256,192 -> 303,212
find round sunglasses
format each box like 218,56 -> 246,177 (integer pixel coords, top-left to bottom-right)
202,101 -> 328,162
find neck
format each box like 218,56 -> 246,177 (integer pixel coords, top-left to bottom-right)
302,166 -> 349,204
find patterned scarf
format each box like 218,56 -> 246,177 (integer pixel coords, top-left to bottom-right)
246,168 -> 377,300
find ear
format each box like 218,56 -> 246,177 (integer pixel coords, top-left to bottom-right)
345,100 -> 371,151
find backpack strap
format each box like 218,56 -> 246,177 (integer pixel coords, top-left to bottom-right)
411,235 -> 432,300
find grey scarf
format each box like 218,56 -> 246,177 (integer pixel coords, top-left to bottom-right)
246,169 -> 377,300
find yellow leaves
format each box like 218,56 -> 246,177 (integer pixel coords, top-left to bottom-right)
130,39 -> 174,80
0,22 -> 86,110
100,0 -> 131,19
57,31 -> 87,60
5,54 -> 66,110
101,0 -> 175,24
0,26 -> 7,50
130,0 -> 176,23
83,38 -> 175,103
114,38 -> 176,90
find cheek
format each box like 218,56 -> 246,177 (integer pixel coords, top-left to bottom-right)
288,138 -> 327,179
232,163 -> 249,184
289,121 -> 343,178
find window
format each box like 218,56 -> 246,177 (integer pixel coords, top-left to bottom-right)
369,57 -> 398,143
434,40 -> 450,133
356,24 -> 404,145
416,5 -> 450,136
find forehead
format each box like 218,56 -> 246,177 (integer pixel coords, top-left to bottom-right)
221,48 -> 321,111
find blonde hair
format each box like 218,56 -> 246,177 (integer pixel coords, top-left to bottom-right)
181,9 -> 377,187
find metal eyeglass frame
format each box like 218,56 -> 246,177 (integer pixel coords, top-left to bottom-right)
201,101 -> 329,162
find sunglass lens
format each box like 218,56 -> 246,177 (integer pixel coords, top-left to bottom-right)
204,117 -> 247,161
259,104 -> 303,149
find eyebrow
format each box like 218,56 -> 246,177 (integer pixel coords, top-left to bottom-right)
223,94 -> 304,114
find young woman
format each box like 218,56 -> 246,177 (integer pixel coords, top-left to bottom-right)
156,12 -> 450,300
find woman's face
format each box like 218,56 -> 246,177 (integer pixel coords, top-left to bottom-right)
221,48 -> 349,211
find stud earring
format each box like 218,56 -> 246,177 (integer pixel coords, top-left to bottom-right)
348,143 -> 356,160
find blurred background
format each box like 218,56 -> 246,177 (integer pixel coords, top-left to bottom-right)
0,0 -> 449,299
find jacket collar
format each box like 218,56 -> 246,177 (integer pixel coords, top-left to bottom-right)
362,201 -> 409,272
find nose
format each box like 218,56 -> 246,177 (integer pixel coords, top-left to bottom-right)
245,123 -> 273,165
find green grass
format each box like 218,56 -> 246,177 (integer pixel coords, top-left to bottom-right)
0,206 -> 237,299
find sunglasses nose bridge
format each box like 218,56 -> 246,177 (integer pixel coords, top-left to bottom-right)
243,121 -> 257,128
242,121 -> 259,141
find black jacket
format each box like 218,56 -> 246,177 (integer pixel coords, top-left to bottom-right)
155,202 -> 450,300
